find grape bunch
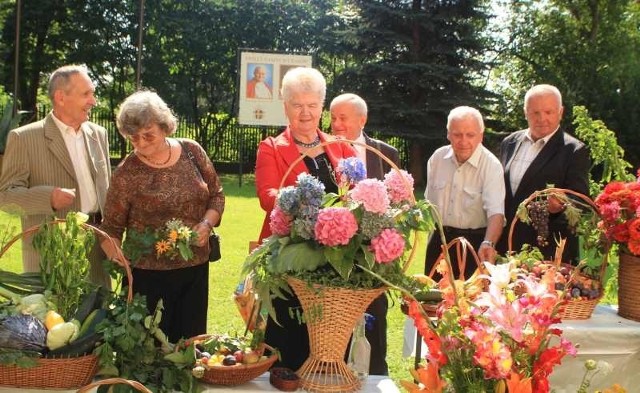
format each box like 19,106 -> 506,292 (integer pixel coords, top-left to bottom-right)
527,198 -> 550,247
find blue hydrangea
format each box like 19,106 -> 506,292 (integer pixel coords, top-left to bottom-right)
338,157 -> 367,184
296,173 -> 325,207
293,216 -> 316,240
277,186 -> 300,215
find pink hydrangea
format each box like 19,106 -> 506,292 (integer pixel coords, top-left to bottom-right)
349,179 -> 390,214
370,228 -> 405,263
384,169 -> 414,204
269,206 -> 292,236
314,207 -> 358,246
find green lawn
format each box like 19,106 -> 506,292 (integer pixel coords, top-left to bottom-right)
0,173 -> 421,386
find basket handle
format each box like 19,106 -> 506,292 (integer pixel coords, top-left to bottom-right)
506,187 -> 609,281
0,218 -> 133,303
277,138 -> 415,204
275,138 -> 418,272
76,377 -> 153,393
427,236 -> 485,281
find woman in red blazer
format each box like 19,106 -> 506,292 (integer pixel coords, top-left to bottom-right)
254,67 -> 355,371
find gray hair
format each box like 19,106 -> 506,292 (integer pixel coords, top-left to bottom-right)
116,90 -> 177,136
47,64 -> 91,101
330,93 -> 368,116
524,84 -> 563,109
447,106 -> 485,133
280,67 -> 326,104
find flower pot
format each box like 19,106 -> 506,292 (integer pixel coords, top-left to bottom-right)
618,251 -> 640,322
286,277 -> 386,393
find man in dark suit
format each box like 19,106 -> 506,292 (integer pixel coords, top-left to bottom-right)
330,93 -> 400,376
498,84 -> 590,264
0,64 -> 111,287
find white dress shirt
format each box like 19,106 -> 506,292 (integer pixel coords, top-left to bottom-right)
354,132 -> 367,165
508,128 -> 559,195
52,114 -> 99,213
425,144 -> 505,229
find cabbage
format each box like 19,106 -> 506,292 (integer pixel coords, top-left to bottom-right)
15,294 -> 49,322
0,315 -> 47,352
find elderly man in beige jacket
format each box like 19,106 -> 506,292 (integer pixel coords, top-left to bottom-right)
0,64 -> 111,287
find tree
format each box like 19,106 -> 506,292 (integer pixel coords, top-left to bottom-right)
493,0 -> 640,166
327,0 -> 495,184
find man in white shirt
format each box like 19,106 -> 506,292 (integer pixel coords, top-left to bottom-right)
498,84 -> 590,263
424,106 -> 505,279
330,93 -> 400,376
0,64 -> 111,287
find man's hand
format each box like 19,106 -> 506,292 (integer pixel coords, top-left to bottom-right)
478,242 -> 497,263
51,187 -> 76,210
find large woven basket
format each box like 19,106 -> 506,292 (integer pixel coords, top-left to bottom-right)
287,276 -> 386,393
0,217 -> 133,389
618,251 -> 640,322
508,188 -> 608,320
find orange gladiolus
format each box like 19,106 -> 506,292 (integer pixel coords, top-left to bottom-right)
506,372 -> 533,393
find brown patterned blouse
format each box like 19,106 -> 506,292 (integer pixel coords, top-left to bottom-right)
101,138 -> 225,270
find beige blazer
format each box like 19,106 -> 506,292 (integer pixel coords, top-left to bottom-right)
0,113 -> 111,285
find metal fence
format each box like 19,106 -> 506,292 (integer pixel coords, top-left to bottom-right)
28,104 -> 411,175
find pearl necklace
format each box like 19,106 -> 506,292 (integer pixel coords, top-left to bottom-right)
140,139 -> 172,166
293,135 -> 321,148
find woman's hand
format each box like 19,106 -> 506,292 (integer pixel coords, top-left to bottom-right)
194,221 -> 212,247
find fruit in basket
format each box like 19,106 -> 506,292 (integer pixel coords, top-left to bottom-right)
44,310 -> 65,330
222,354 -> 237,366
243,350 -> 261,364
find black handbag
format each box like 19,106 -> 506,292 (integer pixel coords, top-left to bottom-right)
208,231 -> 221,262
181,140 -> 222,263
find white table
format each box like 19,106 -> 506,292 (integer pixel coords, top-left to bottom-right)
1,373 -> 399,392
549,305 -> 640,392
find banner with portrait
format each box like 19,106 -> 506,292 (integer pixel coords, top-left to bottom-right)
238,50 -> 313,126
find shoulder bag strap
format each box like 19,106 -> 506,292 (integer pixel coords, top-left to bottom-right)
179,139 -> 204,182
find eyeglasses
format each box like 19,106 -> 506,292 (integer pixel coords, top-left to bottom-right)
125,132 -> 158,143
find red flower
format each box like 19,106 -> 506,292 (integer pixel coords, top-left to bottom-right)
596,172 -> 640,255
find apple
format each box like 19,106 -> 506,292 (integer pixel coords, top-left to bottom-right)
233,350 -> 244,363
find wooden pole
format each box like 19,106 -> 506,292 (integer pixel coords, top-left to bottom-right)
136,0 -> 145,89
13,0 -> 21,116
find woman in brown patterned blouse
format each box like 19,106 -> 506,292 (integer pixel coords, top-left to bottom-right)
100,90 -> 225,342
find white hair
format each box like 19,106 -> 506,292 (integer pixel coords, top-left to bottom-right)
330,93 -> 368,116
280,67 -> 326,104
447,106 -> 485,133
524,84 -> 563,109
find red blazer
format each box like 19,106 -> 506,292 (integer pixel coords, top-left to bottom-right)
255,127 -> 356,242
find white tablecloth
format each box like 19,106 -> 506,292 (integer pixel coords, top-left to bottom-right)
0,373 -> 399,392
549,305 -> 640,392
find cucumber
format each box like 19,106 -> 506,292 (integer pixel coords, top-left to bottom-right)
77,308 -> 107,339
414,289 -> 442,303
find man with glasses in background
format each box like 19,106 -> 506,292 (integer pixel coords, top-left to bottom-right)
0,64 -> 111,287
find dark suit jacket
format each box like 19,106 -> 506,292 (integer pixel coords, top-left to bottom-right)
363,134 -> 400,180
498,129 -> 590,262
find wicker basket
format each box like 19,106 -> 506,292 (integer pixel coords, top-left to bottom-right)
618,251 -> 640,322
287,277 -> 386,393
0,217 -> 133,389
200,346 -> 277,386
77,377 -> 153,393
508,188 -> 608,320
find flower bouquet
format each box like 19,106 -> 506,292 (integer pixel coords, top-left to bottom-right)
243,151 -> 436,392
594,169 -> 640,321
122,218 -> 198,263
401,258 -> 576,393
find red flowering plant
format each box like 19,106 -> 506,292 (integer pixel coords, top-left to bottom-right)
398,256 -> 576,393
242,157 -> 436,319
594,169 -> 640,256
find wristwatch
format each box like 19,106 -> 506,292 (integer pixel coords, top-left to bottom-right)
481,240 -> 495,249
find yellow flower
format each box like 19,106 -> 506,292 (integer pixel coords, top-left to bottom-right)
155,240 -> 171,255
